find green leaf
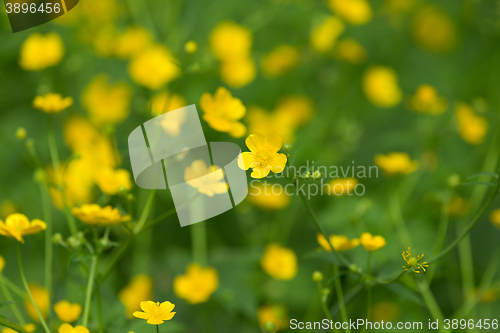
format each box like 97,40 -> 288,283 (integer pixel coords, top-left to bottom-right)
302,250 -> 342,266
467,172 -> 499,180
457,182 -> 496,187
0,317 -> 26,332
383,282 -> 425,307
0,301 -> 15,309
327,270 -> 348,285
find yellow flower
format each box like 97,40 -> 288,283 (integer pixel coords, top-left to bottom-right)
238,133 -> 288,179
360,232 -> 386,251
477,287 -> 499,303
0,200 -> 18,219
128,45 -> 180,89
410,85 -> 447,115
328,0 -> 373,25
490,209 -> 500,229
325,178 -> 358,196
33,93 -> 73,114
2,324 -> 36,333
53,301 -> 82,323
173,263 -> 219,304
411,5 -> 457,53
455,102 -> 488,145
24,283 -> 49,321
310,16 -> 344,53
150,91 -> 187,117
447,196 -> 468,217
184,40 -> 197,54
119,275 -> 153,318
402,247 -> 429,273
71,204 -> 131,226
209,21 -> 252,61
274,96 -> 315,126
246,106 -> 297,143
0,255 -> 4,273
363,66 -> 402,108
184,160 -> 228,197
257,305 -> 288,331
0,214 -> 46,244
200,87 -> 247,138
371,301 -> 399,322
19,32 -> 64,70
219,57 -> 257,88
375,153 -> 419,175
96,168 -> 132,195
115,26 -> 152,59
82,74 -> 132,126
260,243 -> 297,280
334,38 -> 367,64
133,301 -> 176,325
261,45 -> 300,77
317,233 -> 359,252
16,128 -> 27,140
58,323 -> 89,333
248,182 -> 291,210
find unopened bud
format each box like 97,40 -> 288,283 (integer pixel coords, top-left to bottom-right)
67,236 -> 81,249
283,143 -> 292,151
53,233 -> 63,244
184,40 -> 197,54
448,174 -> 460,188
262,321 -> 277,333
16,128 -> 27,140
312,271 -> 323,282
312,170 -> 322,181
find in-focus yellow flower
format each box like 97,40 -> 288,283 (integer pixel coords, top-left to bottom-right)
328,0 -> 373,25
375,153 -> 419,175
53,301 -> 82,323
119,275 -> 153,318
248,182 -> 291,210
96,168 -> 132,195
128,45 -> 180,89
72,204 -> 131,226
58,323 -> 89,333
238,133 -> 288,179
0,255 -> 5,273
490,209 -> 500,229
363,66 -> 402,108
2,324 -> 36,333
261,45 -> 300,77
209,21 -> 252,61
150,91 -> 187,117
24,283 -> 49,321
360,232 -> 386,251
200,87 -> 246,138
0,214 -> 46,244
173,263 -> 219,304
115,26 -> 152,59
184,40 -> 197,54
325,178 -> 358,196
410,85 -> 447,115
184,160 -> 228,197
334,38 -> 367,64
19,32 -> 64,70
260,243 -> 297,280
0,200 -> 18,219
455,102 -> 488,145
219,57 -> 256,88
402,247 -> 429,273
82,74 -> 132,126
317,233 -> 359,252
412,5 -> 457,53
310,16 -> 344,53
257,305 -> 288,331
133,301 -> 176,325
33,93 -> 73,114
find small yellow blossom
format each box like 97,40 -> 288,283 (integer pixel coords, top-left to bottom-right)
25,283 -> 49,321
261,45 -> 300,77
363,66 -> 402,108
173,263 -> 219,304
310,16 -> 344,53
371,301 -> 399,322
238,133 -> 288,179
71,204 -> 131,226
184,40 -> 197,54
317,233 -> 359,252
219,57 -> 257,88
248,182 -> 291,210
200,87 -> 246,138
375,153 -> 419,175
360,232 -> 386,251
325,178 -> 358,196
33,93 -> 73,114
0,255 -> 4,273
455,102 -> 488,145
58,323 -> 89,333
0,200 -> 18,219
133,301 -> 176,325
53,301 -> 82,323
128,45 -> 180,89
150,91 -> 187,117
115,26 -> 152,59
2,324 -> 36,333
119,275 -> 153,318
274,96 -> 315,126
209,21 -> 252,61
402,247 -> 429,273
412,5 -> 457,53
19,32 -> 64,70
96,168 -> 133,195
260,243 -> 297,280
257,305 -> 288,331
410,85 -> 447,115
334,38 -> 367,64
490,209 -> 500,229
0,214 -> 46,244
184,160 -> 228,197
328,0 -> 373,25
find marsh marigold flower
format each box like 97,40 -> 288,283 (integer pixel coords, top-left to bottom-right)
115,26 -> 152,59
310,16 -> 344,53
248,182 -> 291,210
200,87 -> 247,138
402,247 -> 429,273
72,204 -> 131,226
119,274 -> 153,318
219,57 -> 257,88
363,66 -> 402,108
455,102 -> 488,145
410,85 -> 447,115
58,323 -> 89,333
0,255 -> 5,273
33,93 -> 73,114
375,153 -> 419,175
184,160 -> 228,197
334,38 -> 367,64
260,244 -> 297,280
19,32 -> 64,70
360,232 -> 386,251
96,168 -> 132,195
328,0 -> 373,25
411,5 -> 457,53
0,214 -> 46,244
490,209 -> 500,229
317,233 -> 359,252
150,91 -> 187,117
257,305 -> 288,331
325,178 -> 358,196
261,45 -> 300,77
133,301 -> 176,325
238,133 -> 288,179
128,45 -> 180,89
209,21 -> 252,61
53,301 -> 82,323
174,263 -> 219,304
25,283 -> 49,321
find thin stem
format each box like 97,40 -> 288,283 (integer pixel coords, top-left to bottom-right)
365,252 -> 372,319
134,190 -> 156,234
0,275 -> 25,326
1,276 -> 25,298
82,255 -> 98,327
96,278 -> 104,333
333,265 -> 350,333
416,279 -> 447,333
191,222 -> 207,266
316,281 -> 338,333
39,182 -> 52,308
156,324 -> 160,333
47,115 -> 60,171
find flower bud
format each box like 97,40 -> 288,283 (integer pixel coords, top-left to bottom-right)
283,143 -> 293,151
447,174 -> 460,188
34,169 -> 46,184
312,170 -> 322,181
262,321 -> 277,333
25,138 -> 34,149
67,236 -> 81,249
53,233 -> 63,244
312,271 -> 323,282
16,128 -> 27,140
322,288 -> 331,296
184,40 -> 197,54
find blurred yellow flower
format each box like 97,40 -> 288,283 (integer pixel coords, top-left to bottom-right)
0,200 -> 18,219
317,233 -> 359,252
328,0 -> 372,25
96,168 -> 132,195
334,38 -> 367,64
58,323 -> 89,333
200,87 -> 246,138
209,21 -> 252,61
238,133 -> 288,179
0,255 -> 4,273
246,106 -> 296,143
150,91 -> 187,117
0,214 -> 46,244
133,301 -> 176,325
386,0 -> 415,15
71,204 -> 131,226
2,324 -> 36,333
447,196 -> 468,217
325,178 -> 358,196
261,45 -> 300,77
219,57 -> 257,88
455,102 -> 488,145
490,209 -> 500,229
274,96 -> 315,126
402,247 -> 429,273
173,263 -> 219,304
371,301 -> 399,322
115,26 -> 152,59
82,74 -> 132,126
363,66 -> 402,108
119,275 -> 153,318
19,32 -> 64,70
128,45 -> 180,89
33,93 -> 73,114
248,182 -> 291,210
260,243 -> 297,280
53,301 -> 82,323
412,5 -> 457,53
257,305 -> 288,331
375,153 -> 418,175
410,85 -> 447,115
184,160 -> 228,197
184,40 -> 197,54
24,283 -> 49,321
47,163 -> 95,210
476,287 -> 499,303
360,232 -> 386,251
310,16 -> 344,53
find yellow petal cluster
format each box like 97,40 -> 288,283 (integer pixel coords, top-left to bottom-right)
360,232 -> 386,251
375,153 -> 419,175
317,233 -> 359,252
411,5 -> 457,53
260,243 -> 297,280
0,214 -> 46,244
184,160 -> 228,197
325,178 -> 358,196
363,66 -> 402,108
95,168 -> 132,195
238,133 -> 288,179
119,275 -> 153,318
334,38 -> 367,64
133,301 -> 176,325
71,204 -> 131,226
261,45 -> 300,77
19,32 -> 64,70
173,263 -> 219,304
24,283 -> 49,321
257,305 -> 288,331
310,16 -> 344,53
33,93 -> 73,114
58,323 -> 89,333
2,324 -> 36,333
150,91 -> 187,117
490,209 -> 500,229
0,255 -> 5,273
248,182 -> 291,210
115,26 -> 152,59
455,102 -> 488,145
328,0 -> 373,25
53,300 -> 82,323
410,85 -> 447,115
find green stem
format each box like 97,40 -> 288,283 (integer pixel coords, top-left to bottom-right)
134,190 -> 156,234
47,115 -> 60,171
1,276 -> 25,298
0,317 -> 26,333
191,222 -> 207,266
416,279 -> 447,333
82,255 -> 98,327
0,275 -> 25,326
96,279 -> 104,333
39,182 -> 52,308
333,265 -> 350,333
156,324 -> 160,333
316,281 -> 338,333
